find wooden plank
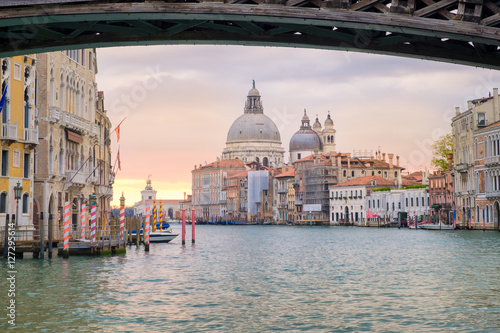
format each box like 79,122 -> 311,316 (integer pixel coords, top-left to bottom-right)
414,0 -> 457,17
418,0 -> 455,19
350,0 -> 383,11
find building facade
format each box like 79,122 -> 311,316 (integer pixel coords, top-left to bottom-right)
452,88 -> 499,227
0,55 -> 38,239
34,49 -> 109,240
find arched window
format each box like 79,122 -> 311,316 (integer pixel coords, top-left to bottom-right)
22,193 -> 29,214
264,201 -> 269,211
263,157 -> 269,167
0,192 -> 6,213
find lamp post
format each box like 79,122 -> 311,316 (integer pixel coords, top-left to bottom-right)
14,181 -> 22,239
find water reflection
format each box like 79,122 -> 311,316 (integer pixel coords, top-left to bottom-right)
1,227 -> 499,332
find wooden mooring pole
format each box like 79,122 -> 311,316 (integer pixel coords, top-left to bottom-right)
48,214 -> 53,258
192,207 -> 195,244
3,214 -> 9,258
40,212 -> 44,259
136,217 -> 140,247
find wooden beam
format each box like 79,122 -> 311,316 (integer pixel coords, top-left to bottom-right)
414,0 -> 457,17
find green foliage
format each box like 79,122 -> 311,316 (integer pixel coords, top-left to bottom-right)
405,184 -> 428,189
431,133 -> 453,171
372,187 -> 391,192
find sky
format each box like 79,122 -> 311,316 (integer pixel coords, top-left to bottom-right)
94,45 -> 500,207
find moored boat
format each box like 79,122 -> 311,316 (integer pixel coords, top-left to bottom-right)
419,223 -> 454,230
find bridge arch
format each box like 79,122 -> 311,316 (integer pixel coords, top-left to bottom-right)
0,0 -> 498,69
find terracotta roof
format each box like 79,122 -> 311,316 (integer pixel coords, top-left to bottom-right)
275,166 -> 295,178
195,158 -> 245,171
229,170 -> 249,179
483,120 -> 500,130
333,176 -> 395,187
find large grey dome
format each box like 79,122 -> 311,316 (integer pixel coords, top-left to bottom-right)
227,113 -> 281,143
289,129 -> 322,151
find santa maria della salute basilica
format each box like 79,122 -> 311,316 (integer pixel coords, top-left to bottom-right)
222,81 -> 336,165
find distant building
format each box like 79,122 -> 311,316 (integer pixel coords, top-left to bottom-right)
192,159 -> 246,222
133,177 -> 185,221
428,158 -> 454,224
289,110 -> 336,163
222,81 -> 285,167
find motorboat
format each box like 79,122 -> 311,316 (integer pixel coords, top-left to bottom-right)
419,223 -> 454,230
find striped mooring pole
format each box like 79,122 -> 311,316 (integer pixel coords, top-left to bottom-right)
119,193 -> 126,245
144,205 -> 150,252
80,203 -> 86,241
62,202 -> 70,258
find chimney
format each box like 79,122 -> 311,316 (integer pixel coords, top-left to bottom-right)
388,153 -> 394,168
494,88 -> 499,122
447,153 -> 453,170
396,155 -> 400,167
337,155 -> 341,167
347,153 -> 351,168
455,107 -> 460,116
382,153 -> 386,162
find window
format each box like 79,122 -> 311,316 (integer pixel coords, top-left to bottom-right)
372,171 -> 375,176
13,149 -> 20,168
406,198 -> 408,207
477,112 -> 486,126
1,150 -> 8,176
395,171 -> 398,177
416,197 -> 419,206
22,193 -> 29,214
351,171 -> 354,177
13,62 -> 21,80
297,153 -> 301,160
411,198 -> 414,206
24,153 -> 29,178
0,192 -> 6,213
343,170 -> 346,177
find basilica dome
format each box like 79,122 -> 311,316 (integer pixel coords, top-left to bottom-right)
289,110 -> 322,152
222,81 -> 285,166
227,113 -> 281,143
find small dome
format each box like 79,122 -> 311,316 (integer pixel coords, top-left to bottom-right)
248,79 -> 260,97
302,109 -> 310,122
313,115 -> 322,131
289,129 -> 322,152
324,111 -> 334,128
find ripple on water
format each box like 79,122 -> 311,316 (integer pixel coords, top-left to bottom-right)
1,227 -> 499,332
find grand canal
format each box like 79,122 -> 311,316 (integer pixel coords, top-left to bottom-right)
1,225 -> 499,332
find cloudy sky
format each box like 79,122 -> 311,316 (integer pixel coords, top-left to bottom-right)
95,45 -> 499,207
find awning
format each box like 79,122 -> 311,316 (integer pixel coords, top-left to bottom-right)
66,129 -> 83,144
431,204 -> 442,209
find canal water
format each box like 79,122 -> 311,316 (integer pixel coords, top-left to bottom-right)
1,226 -> 500,332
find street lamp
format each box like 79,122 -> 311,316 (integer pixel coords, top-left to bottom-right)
14,181 -> 22,236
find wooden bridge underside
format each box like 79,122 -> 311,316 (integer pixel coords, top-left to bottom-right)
0,0 -> 499,68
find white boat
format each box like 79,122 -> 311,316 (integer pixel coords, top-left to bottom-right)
419,223 -> 454,230
148,231 -> 179,243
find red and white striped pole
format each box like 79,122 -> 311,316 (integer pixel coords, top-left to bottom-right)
119,193 -> 125,243
182,206 -> 186,245
80,203 -> 86,241
152,201 -> 157,233
192,207 -> 195,244
62,202 -> 70,258
145,205 -> 150,251
90,197 -> 97,246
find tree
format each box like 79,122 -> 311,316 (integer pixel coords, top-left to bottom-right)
431,133 -> 453,171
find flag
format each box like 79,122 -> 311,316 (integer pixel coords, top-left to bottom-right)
114,117 -> 126,143
0,85 -> 8,114
116,124 -> 120,142
117,149 -> 121,171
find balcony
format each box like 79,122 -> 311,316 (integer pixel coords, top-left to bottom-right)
48,107 -> 60,122
455,163 -> 470,173
486,191 -> 500,199
24,128 -> 39,145
1,123 -> 17,141
96,184 -> 112,196
66,170 -> 86,185
278,204 -> 287,209
485,156 -> 500,167
278,188 -> 287,194
294,200 -> 302,205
